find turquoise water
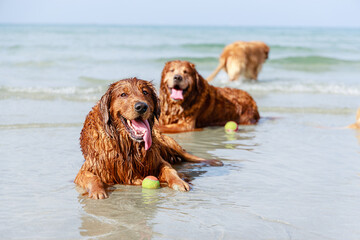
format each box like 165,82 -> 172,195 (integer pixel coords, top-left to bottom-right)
1,25 -> 360,239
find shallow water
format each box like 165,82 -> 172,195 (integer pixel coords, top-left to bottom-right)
1,25 -> 360,239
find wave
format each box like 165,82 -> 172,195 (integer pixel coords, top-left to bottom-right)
259,106 -> 355,115
219,80 -> 360,96
79,76 -> 115,84
269,56 -> 360,72
2,42 -> 225,50
154,56 -> 218,64
0,122 -> 82,129
154,55 -> 360,72
270,56 -> 359,65
181,43 -> 225,51
0,86 -> 106,101
270,45 -> 314,52
2,80 -> 360,104
1,44 -> 71,51
13,60 -> 56,68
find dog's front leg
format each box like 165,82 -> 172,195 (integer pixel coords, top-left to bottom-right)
158,161 -> 190,192
156,131 -> 223,167
75,170 -> 108,199
181,151 -> 224,166
158,119 -> 199,133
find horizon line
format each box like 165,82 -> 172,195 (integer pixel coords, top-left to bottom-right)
0,22 -> 359,29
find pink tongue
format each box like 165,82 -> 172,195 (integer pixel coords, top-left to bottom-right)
130,119 -> 152,150
170,89 -> 183,100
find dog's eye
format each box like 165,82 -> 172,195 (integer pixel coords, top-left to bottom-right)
120,93 -> 127,97
143,90 -> 148,95
170,69 -> 174,72
183,70 -> 187,74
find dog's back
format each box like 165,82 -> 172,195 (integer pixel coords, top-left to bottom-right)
195,83 -> 260,127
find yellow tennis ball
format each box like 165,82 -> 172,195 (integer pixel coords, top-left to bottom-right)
142,176 -> 160,189
224,121 -> 238,132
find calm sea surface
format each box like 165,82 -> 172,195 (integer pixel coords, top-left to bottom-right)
1,25 -> 360,239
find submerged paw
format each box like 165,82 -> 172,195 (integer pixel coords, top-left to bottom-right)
171,180 -> 190,192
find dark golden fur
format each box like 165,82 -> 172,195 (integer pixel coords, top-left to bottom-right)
207,41 -> 270,82
75,78 -> 222,199
158,61 -> 260,133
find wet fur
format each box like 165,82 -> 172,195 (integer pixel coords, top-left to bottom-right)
159,61 -> 260,133
75,78 -> 222,199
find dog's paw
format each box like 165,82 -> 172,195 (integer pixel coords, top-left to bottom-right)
170,179 -> 190,192
132,178 -> 143,185
88,186 -> 108,199
206,159 -> 224,166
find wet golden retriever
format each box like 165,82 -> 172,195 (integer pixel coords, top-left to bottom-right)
207,41 -> 269,82
75,78 -> 222,199
159,60 -> 260,133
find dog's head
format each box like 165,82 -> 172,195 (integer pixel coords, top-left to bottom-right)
99,78 -> 160,150
160,60 -> 205,103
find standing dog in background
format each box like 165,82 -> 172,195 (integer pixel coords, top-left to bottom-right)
75,78 -> 222,199
159,60 -> 260,133
207,41 -> 270,82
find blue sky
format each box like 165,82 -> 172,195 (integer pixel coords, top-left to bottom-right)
0,0 -> 359,27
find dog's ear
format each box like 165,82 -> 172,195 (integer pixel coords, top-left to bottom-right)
154,96 -> 161,121
148,81 -> 161,121
160,62 -> 171,96
190,63 -> 205,94
196,72 -> 205,94
161,61 -> 171,80
99,84 -> 115,137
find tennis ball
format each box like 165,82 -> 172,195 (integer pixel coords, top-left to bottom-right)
142,176 -> 160,189
224,121 -> 238,132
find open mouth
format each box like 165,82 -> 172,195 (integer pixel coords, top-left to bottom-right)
120,116 -> 152,150
169,85 -> 187,100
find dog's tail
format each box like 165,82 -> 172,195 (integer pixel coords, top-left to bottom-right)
206,58 -> 225,82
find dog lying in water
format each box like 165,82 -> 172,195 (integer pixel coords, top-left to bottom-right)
207,41 -> 269,82
158,60 -> 260,133
75,78 -> 222,199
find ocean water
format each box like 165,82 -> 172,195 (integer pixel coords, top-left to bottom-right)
1,25 -> 360,239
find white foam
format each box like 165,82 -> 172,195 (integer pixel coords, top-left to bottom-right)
0,86 -> 105,101
216,79 -> 360,96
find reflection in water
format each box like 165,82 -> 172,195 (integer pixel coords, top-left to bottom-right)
168,126 -> 258,157
77,164 -> 211,239
141,188 -> 161,206
78,186 -> 158,240
224,132 -> 237,149
76,126 -> 258,239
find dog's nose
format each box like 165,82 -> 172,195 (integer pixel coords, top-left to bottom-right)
173,74 -> 183,82
134,102 -> 148,114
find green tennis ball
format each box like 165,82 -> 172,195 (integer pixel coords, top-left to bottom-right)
142,176 -> 160,189
224,121 -> 238,132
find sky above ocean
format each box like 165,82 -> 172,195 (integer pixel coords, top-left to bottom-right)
0,0 -> 359,27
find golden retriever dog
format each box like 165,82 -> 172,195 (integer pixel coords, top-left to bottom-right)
75,78 -> 222,199
347,108 -> 360,129
158,60 -> 260,133
207,41 -> 270,82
